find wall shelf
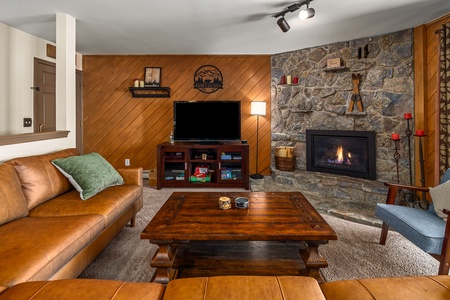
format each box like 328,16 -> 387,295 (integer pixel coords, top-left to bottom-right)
324,66 -> 347,72
129,87 -> 170,98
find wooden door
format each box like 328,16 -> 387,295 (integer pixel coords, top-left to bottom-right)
33,58 -> 56,132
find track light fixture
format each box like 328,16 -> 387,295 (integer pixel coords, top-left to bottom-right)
277,16 -> 290,33
299,5 -> 315,20
273,0 -> 315,33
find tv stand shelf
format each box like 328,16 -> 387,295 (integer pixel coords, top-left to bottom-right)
157,142 -> 249,190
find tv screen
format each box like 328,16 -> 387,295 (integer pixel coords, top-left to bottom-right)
174,101 -> 241,142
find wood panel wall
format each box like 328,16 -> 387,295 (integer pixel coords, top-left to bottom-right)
414,13 -> 450,186
82,55 -> 271,175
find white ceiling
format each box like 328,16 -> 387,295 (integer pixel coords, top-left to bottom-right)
1,0 -> 449,55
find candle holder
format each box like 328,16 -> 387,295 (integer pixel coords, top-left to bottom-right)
404,118 -> 413,185
415,133 -> 428,207
415,134 -> 426,186
389,138 -> 402,183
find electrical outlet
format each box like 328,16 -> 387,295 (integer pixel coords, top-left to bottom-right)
23,118 -> 32,127
125,159 -> 130,166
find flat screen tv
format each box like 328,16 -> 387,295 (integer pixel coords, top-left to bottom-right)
173,101 -> 241,142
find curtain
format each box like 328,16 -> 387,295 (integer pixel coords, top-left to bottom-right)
438,23 -> 450,179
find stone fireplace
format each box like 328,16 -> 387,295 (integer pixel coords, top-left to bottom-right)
269,29 -> 415,206
306,130 -> 376,180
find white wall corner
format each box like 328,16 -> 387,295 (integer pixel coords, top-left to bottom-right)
56,13 -> 76,147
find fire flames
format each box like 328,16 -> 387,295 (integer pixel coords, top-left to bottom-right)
329,145 -> 352,165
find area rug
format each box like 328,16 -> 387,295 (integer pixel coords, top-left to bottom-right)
79,187 -> 440,282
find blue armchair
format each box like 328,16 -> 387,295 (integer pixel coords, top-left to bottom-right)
375,174 -> 450,275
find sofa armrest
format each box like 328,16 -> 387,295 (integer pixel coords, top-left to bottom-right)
117,168 -> 143,187
384,182 -> 429,205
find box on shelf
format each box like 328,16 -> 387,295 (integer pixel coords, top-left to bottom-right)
221,169 -> 232,179
194,165 -> 209,175
221,154 -> 232,160
190,175 -> 211,182
327,58 -> 341,68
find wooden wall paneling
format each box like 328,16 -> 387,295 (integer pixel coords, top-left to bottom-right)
83,56 -> 147,128
414,25 -> 429,186
242,67 -> 271,174
414,13 -> 450,186
83,55 -> 272,173
83,56 -> 128,116
83,58 -> 149,153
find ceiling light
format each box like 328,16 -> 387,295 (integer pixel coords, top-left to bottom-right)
273,1 -> 315,32
299,5 -> 315,20
277,17 -> 290,33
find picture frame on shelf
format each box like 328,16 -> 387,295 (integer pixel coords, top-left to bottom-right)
144,67 -> 161,87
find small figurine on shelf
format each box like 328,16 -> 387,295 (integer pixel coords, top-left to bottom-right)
169,131 -> 174,144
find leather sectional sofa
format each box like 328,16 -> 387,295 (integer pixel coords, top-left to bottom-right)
0,148 -> 143,288
0,275 -> 449,299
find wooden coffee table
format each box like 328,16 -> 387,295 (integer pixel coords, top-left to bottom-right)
141,192 -> 337,284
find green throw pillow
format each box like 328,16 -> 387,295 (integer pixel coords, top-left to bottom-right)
52,152 -> 124,200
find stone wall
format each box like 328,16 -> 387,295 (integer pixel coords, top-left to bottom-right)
271,29 -> 414,184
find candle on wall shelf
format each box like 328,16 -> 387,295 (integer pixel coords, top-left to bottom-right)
293,76 -> 299,84
286,75 -> 292,84
403,112 -> 412,120
391,133 -> 400,140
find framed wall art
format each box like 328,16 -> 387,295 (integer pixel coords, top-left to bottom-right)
144,67 -> 161,87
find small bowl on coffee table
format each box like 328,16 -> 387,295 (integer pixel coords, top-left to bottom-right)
235,197 -> 249,209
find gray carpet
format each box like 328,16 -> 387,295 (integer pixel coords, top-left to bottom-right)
79,187 -> 440,282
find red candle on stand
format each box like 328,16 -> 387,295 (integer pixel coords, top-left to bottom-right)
415,130 -> 425,136
404,112 -> 412,119
391,133 -> 400,140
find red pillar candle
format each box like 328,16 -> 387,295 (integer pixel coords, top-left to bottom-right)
391,133 -> 400,140
404,112 -> 412,119
415,130 -> 425,136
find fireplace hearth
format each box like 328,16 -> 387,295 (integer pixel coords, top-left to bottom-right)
306,130 -> 376,180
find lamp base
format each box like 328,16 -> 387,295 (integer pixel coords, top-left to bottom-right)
250,174 -> 264,179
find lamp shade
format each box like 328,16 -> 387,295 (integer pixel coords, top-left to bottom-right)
251,102 -> 266,116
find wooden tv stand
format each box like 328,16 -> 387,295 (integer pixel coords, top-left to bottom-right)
156,142 -> 249,190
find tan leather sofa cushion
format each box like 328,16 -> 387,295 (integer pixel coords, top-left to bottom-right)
29,184 -> 143,227
0,215 -> 104,288
0,279 -> 165,300
163,276 -> 326,300
320,275 -> 450,300
0,164 -> 28,225
5,148 -> 78,210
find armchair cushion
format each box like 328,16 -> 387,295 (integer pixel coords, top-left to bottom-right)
375,204 -> 445,254
429,180 -> 450,220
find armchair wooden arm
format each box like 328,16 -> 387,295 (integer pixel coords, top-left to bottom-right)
383,182 -> 430,205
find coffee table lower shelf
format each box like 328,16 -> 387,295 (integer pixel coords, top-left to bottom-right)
151,240 -> 327,282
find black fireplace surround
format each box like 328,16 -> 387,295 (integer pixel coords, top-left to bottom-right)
306,130 -> 376,180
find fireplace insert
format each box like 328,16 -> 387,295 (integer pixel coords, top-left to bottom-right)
306,130 -> 376,180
